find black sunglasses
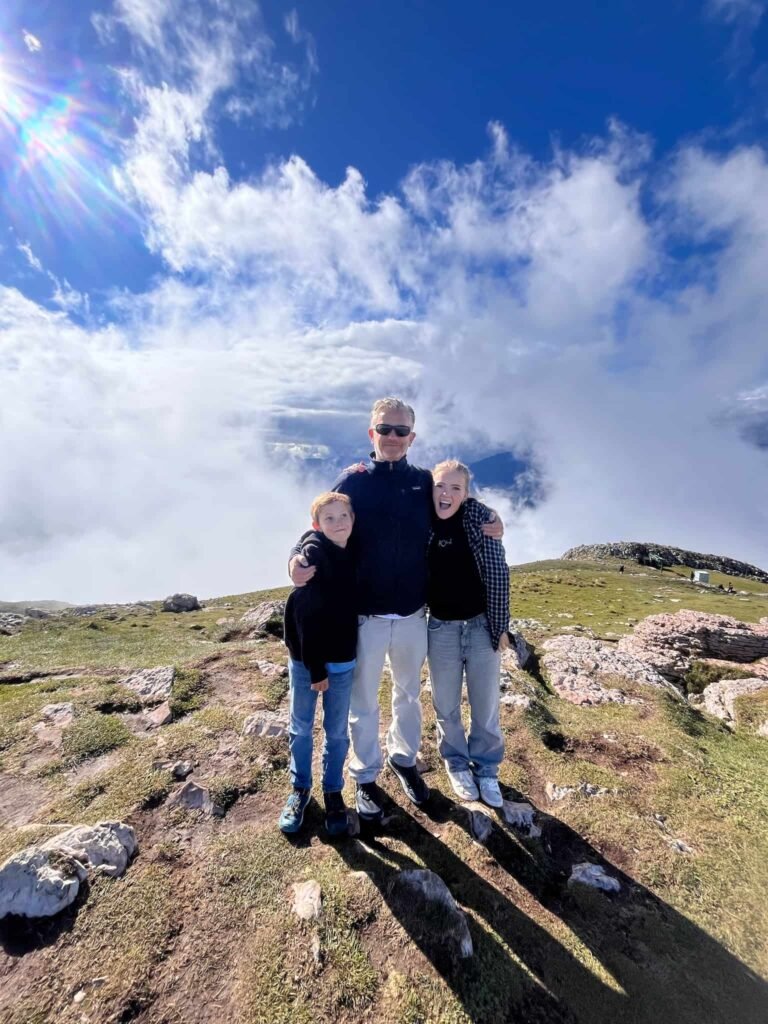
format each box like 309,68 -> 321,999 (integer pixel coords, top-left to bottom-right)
374,423 -> 412,437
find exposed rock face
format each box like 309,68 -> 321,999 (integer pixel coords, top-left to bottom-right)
242,712 -> 289,739
0,821 -> 137,919
561,542 -> 768,582
540,635 -> 676,705
0,613 -> 26,636
254,660 -> 288,680
502,634 -> 532,671
617,611 -> 768,681
466,807 -> 494,844
545,781 -> 612,802
701,678 -> 768,726
38,703 -> 75,726
501,800 -> 541,838
119,666 -> 175,704
146,701 -> 173,728
390,869 -> 473,959
162,593 -> 201,613
221,600 -> 286,642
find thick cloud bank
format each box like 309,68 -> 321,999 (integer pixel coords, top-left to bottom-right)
1,2 -> 766,602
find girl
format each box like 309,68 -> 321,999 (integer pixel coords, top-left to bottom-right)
427,460 -> 509,808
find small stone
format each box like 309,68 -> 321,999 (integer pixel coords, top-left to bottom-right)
467,807 -> 494,844
171,761 -> 193,780
167,781 -> 222,817
501,800 -> 536,833
292,880 -> 322,920
391,869 -> 473,958
499,693 -> 531,709
569,862 -> 620,893
146,702 -> 172,728
73,991 -> 86,1004
255,660 -> 288,680
667,838 -> 693,854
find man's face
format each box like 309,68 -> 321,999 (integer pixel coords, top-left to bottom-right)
368,408 -> 415,462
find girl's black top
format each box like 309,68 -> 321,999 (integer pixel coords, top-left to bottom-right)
427,511 -> 486,621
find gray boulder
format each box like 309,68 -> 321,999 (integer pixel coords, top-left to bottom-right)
119,666 -> 175,704
0,821 -> 137,919
162,593 -> 201,613
0,613 -> 26,636
242,711 -> 289,739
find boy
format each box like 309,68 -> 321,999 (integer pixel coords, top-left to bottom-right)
280,492 -> 357,835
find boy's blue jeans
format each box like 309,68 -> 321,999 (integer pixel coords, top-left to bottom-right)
288,658 -> 355,792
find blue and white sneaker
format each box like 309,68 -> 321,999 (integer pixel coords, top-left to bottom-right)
279,788 -> 311,833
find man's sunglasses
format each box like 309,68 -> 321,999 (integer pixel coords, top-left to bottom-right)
374,423 -> 412,437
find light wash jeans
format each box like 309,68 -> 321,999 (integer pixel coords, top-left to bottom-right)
348,609 -> 428,783
288,658 -> 355,792
427,613 -> 504,779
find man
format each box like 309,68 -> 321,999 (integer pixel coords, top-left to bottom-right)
289,397 -> 503,821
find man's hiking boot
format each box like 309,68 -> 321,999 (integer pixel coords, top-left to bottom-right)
324,791 -> 348,836
355,781 -> 386,821
387,756 -> 430,806
278,788 -> 311,833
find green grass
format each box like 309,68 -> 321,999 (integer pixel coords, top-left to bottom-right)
61,712 -> 132,764
169,667 -> 206,718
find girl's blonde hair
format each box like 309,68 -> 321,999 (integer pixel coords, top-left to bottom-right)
432,459 -> 471,490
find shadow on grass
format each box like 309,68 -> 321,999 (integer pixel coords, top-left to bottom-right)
0,878 -> 90,956
337,788 -> 767,1024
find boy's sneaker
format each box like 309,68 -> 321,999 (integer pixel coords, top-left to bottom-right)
324,791 -> 348,836
477,777 -> 503,809
387,756 -> 430,806
278,788 -> 311,833
355,781 -> 386,821
446,768 -> 479,802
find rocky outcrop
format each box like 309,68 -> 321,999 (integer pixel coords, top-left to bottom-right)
561,542 -> 768,582
0,613 -> 26,636
219,600 -> 286,643
540,635 -> 678,705
167,781 -> 224,817
617,612 -> 768,681
0,821 -> 137,919
162,593 -> 201,613
119,666 -> 175,704
701,678 -> 768,726
242,711 -> 289,739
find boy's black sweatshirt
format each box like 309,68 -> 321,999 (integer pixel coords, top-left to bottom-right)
284,530 -> 358,683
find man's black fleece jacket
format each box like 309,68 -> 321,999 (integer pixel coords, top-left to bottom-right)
283,530 -> 358,683
290,455 -> 433,617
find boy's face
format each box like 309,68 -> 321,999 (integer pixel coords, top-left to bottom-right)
314,501 -> 354,547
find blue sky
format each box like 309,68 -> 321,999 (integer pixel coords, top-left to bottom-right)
1,0 -> 767,601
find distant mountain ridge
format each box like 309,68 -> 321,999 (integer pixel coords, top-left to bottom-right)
561,542 -> 768,583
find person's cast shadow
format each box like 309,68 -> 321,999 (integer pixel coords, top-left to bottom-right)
334,787 -> 768,1024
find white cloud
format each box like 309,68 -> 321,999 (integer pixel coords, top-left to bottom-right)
17,242 -> 43,273
1,4 -> 767,603
22,30 -> 42,53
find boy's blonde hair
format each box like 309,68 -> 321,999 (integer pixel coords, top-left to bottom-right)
432,459 -> 472,490
311,491 -> 353,523
370,396 -> 415,427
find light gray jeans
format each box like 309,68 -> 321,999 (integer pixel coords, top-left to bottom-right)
427,613 -> 504,779
348,609 -> 428,783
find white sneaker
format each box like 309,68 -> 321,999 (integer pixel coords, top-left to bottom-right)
446,768 -> 479,802
477,777 -> 503,808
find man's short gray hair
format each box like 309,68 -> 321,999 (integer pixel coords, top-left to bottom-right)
370,396 -> 416,427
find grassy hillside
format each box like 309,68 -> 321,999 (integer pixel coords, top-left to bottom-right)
0,562 -> 766,1023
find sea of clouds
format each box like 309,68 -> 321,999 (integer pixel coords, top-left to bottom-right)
1,0 -> 767,602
